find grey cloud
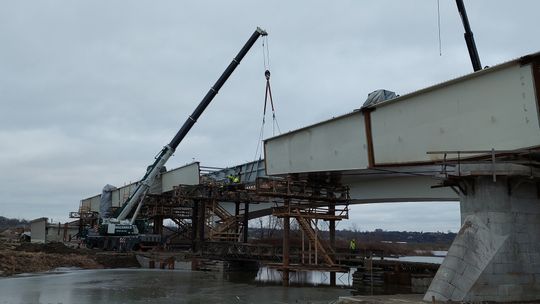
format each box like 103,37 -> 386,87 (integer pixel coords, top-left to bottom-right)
1,1 -> 538,231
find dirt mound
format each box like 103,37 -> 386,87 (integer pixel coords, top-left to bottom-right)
0,250 -> 101,276
0,239 -> 140,276
15,242 -> 78,254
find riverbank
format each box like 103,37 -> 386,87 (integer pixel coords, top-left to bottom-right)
0,240 -> 139,276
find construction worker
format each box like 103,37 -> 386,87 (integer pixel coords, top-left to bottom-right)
227,174 -> 240,184
349,238 -> 357,254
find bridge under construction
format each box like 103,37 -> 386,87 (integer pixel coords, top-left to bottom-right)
71,49 -> 540,302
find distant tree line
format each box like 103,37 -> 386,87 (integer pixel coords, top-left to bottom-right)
248,226 -> 456,245
335,229 -> 456,244
0,216 -> 28,231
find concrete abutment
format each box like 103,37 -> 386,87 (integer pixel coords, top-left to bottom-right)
425,171 -> 540,302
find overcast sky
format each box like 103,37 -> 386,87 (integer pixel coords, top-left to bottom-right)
1,1 -> 539,232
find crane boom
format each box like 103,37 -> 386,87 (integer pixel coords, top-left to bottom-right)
111,27 -> 267,227
456,0 -> 482,72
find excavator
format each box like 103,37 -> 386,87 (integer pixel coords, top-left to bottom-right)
85,27 -> 267,250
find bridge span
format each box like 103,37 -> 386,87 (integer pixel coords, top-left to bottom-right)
77,51 -> 540,302
262,51 -> 540,302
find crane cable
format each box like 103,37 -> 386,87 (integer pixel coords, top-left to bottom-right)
263,70 -> 281,136
247,36 -> 281,181
437,0 -> 442,56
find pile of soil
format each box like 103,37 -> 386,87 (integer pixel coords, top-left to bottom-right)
0,240 -> 140,276
0,250 -> 101,276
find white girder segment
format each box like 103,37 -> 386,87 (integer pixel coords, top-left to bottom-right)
372,63 -> 540,164
265,113 -> 368,175
82,194 -> 101,213
264,61 -> 539,175
112,183 -> 138,207
162,162 -> 200,192
81,162 -> 200,212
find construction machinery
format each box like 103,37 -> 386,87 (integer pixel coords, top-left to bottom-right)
85,27 -> 268,250
456,0 -> 482,72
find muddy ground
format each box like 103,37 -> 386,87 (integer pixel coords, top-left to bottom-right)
0,239 -> 139,276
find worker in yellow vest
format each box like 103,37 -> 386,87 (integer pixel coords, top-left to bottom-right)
227,174 -> 240,184
349,238 -> 357,254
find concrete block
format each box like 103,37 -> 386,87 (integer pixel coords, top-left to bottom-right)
492,263 -> 517,274
529,235 -> 540,244
516,274 -> 535,285
511,200 -> 540,213
518,243 -> 534,254
423,289 -> 448,302
447,241 -> 468,255
498,284 -> 523,297
518,252 -> 532,265
485,273 -> 531,286
529,253 -> 540,264
428,176 -> 540,302
493,251 -> 517,264
515,232 -> 531,243
529,264 -> 540,274
435,266 -> 459,283
450,286 -> 467,300
442,283 -> 457,299
468,283 -> 499,302
455,271 -> 477,291
510,182 -> 539,199
442,255 -> 466,275
465,248 -> 493,266
482,263 -> 496,275
486,197 -> 511,211
514,222 -> 531,233
515,213 -> 536,224
424,279 -> 456,302
486,211 -> 512,223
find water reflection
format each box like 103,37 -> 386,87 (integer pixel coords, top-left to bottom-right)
254,267 -> 353,287
0,269 -> 351,304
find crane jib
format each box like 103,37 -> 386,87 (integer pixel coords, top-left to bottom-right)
169,28 -> 267,150
113,27 -> 267,224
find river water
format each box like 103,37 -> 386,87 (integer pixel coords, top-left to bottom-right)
0,268 -> 351,304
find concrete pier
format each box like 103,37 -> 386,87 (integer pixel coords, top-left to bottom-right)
425,164 -> 540,302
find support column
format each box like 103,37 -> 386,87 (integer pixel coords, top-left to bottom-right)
243,202 -> 249,243
329,203 -> 336,286
198,200 -> 206,245
153,216 -> 163,235
282,199 -> 290,287
235,201 -> 240,234
191,202 -> 198,252
425,170 -> 540,302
